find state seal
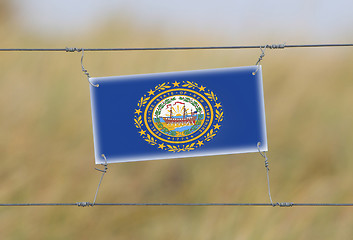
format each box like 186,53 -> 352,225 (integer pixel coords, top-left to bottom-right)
134,81 -> 223,152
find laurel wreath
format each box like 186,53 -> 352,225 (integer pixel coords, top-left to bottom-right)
215,109 -> 223,122
134,115 -> 143,129
145,134 -> 157,145
134,81 -> 223,152
166,143 -> 196,152
137,96 -> 150,108
182,81 -> 203,91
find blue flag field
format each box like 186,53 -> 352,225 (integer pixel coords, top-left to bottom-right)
90,66 -> 267,164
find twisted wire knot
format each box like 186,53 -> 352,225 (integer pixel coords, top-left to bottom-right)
255,49 -> 266,66
266,44 -> 286,49
65,47 -> 82,52
273,202 -> 293,207
257,142 -> 270,170
81,65 -> 91,79
76,202 -> 92,207
264,158 -> 269,169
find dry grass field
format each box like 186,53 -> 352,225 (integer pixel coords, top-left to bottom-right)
1,10 -> 353,239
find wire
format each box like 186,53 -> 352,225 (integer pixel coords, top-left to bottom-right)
0,203 -> 77,206
1,202 -> 353,207
93,203 -> 353,207
0,43 -> 353,52
93,154 -> 108,205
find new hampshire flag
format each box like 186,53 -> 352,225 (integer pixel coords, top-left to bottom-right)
90,66 -> 267,164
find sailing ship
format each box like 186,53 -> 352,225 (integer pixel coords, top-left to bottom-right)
162,104 -> 197,125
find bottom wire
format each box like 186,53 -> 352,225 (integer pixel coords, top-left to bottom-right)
0,202 -> 353,207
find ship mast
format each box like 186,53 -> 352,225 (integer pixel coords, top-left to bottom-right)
169,107 -> 172,118
183,104 -> 186,119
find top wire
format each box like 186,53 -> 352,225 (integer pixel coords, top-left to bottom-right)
0,43 -> 353,52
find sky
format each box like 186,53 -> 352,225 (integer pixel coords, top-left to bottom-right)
10,0 -> 353,43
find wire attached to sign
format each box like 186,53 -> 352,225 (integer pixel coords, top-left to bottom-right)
257,142 -> 274,205
92,154 -> 108,206
252,46 -> 267,75
80,49 -> 99,87
252,43 -> 286,75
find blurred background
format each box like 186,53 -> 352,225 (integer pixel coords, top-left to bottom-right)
1,0 -> 353,239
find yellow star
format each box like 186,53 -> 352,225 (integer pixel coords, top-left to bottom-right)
172,81 -> 180,87
197,140 -> 204,146
158,143 -> 165,149
215,102 -> 222,109
139,129 -> 146,136
147,89 -> 155,96
199,85 -> 206,92
214,124 -> 221,130
135,109 -> 142,115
